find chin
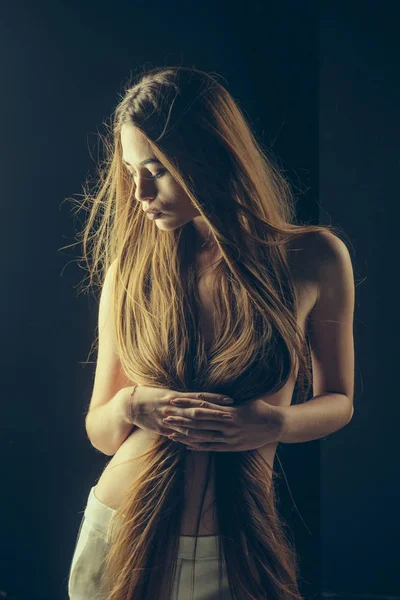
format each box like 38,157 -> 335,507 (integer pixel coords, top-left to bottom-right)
156,216 -> 185,231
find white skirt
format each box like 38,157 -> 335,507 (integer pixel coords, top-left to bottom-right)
67,486 -> 232,600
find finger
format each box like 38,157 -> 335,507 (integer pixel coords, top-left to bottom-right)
169,429 -> 227,443
169,398 -> 235,415
163,417 -> 233,432
164,409 -> 234,422
185,442 -> 230,451
173,392 -> 234,405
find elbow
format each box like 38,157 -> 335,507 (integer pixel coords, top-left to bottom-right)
346,405 -> 354,424
85,424 -> 116,457
88,436 -> 116,457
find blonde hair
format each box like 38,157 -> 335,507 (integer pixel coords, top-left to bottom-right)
68,66 -> 343,599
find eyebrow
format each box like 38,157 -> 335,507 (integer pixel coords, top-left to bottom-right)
122,157 -> 162,168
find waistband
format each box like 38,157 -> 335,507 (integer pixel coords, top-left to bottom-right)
85,486 -> 220,560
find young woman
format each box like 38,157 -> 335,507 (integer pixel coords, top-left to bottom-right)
67,66 -> 355,600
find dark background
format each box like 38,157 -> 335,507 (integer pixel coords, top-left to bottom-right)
319,5 -> 399,598
0,1 -> 397,599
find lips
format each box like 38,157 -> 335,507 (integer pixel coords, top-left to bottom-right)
146,211 -> 164,220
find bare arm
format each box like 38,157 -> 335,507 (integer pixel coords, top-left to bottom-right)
84,260 -> 138,456
85,386 -> 137,456
277,231 -> 355,443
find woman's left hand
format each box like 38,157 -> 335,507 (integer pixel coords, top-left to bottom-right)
162,396 -> 286,451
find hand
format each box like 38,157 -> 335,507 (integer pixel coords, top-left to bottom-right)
125,385 -> 235,439
163,397 -> 285,452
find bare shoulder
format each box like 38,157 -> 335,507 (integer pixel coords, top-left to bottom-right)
303,230 -> 353,292
291,229 -> 354,317
287,229 -> 350,279
309,229 -> 351,262
285,229 -> 352,319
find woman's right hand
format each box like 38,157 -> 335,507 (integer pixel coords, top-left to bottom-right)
124,385 -> 235,438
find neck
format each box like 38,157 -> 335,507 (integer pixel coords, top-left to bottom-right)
196,229 -> 216,250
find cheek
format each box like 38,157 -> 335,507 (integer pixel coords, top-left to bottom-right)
168,189 -> 196,212
162,179 -> 198,216
180,202 -> 199,220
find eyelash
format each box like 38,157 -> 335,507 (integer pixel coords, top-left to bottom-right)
129,170 -> 166,180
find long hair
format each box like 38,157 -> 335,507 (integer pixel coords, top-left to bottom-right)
69,66 -> 342,599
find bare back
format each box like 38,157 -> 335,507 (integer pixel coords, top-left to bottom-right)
94,235 -> 319,535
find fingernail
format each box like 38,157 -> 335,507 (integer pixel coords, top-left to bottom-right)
171,399 -> 182,405
223,398 -> 233,404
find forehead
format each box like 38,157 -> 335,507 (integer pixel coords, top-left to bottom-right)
120,123 -> 153,162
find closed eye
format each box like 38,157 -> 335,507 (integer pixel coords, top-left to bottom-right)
129,170 -> 167,180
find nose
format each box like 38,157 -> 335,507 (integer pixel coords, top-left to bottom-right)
134,175 -> 157,204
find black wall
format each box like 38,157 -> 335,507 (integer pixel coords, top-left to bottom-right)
0,2 -> 396,599
320,4 -> 399,597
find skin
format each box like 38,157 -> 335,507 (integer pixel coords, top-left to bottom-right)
118,122 -> 355,453
119,122 -> 284,451
93,129 -> 354,524
120,122 -> 220,260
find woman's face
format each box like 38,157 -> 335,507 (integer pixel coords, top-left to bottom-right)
120,122 -> 200,231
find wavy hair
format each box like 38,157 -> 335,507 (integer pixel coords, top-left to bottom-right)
69,66 -> 342,599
